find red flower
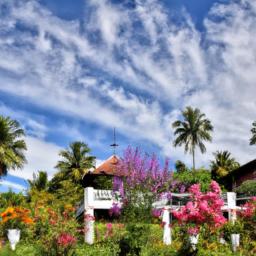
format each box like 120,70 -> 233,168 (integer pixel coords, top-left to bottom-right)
57,233 -> 76,248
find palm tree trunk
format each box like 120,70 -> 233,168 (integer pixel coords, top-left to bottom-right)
192,148 -> 195,170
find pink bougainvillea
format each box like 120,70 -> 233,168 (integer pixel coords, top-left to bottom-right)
239,196 -> 256,219
172,181 -> 227,231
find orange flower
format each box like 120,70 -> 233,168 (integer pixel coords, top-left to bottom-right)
22,217 -> 34,224
1,207 -> 15,218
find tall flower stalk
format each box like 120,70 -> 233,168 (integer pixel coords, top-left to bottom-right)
112,146 -> 174,222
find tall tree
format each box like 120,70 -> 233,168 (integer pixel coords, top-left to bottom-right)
250,121 -> 256,145
175,160 -> 189,173
0,116 -> 27,176
210,150 -> 240,180
55,141 -> 95,182
49,141 -> 95,204
28,171 -> 48,191
172,106 -> 213,170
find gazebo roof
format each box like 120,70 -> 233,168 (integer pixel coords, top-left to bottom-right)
93,155 -> 120,176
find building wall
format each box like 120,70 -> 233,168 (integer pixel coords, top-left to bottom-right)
233,168 -> 256,189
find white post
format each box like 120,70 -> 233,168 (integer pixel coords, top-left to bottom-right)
84,187 -> 95,244
162,208 -> 171,245
227,192 -> 237,223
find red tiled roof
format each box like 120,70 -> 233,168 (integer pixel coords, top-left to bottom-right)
93,155 -> 120,176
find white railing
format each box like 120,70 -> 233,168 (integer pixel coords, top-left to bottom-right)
94,189 -> 113,200
83,188 -> 246,245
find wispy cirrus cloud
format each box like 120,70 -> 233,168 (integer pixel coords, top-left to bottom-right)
0,0 -> 255,185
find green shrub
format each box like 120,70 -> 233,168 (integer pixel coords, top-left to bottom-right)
0,243 -> 41,256
75,243 -> 120,256
235,180 -> 256,196
119,223 -> 150,255
173,169 -> 211,192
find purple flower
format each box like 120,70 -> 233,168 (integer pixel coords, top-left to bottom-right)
152,208 -> 162,218
109,203 -> 121,217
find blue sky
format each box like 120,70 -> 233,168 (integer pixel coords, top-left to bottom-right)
0,0 -> 256,193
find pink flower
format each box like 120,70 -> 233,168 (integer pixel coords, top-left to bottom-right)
152,208 -> 162,218
189,184 -> 201,197
210,180 -> 221,194
57,233 -> 76,248
104,223 -> 113,238
172,181 -> 227,229
187,226 -> 200,236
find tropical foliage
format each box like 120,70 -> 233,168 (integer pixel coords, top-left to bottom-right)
28,171 -> 48,192
48,141 -> 96,204
0,116 -> 27,176
210,150 -> 240,189
172,106 -> 213,169
55,141 -> 95,182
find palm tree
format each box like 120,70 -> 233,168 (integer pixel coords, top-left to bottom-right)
0,116 -> 27,176
55,141 -> 95,182
172,106 -> 213,170
28,171 -> 48,191
210,150 -> 240,181
250,121 -> 256,145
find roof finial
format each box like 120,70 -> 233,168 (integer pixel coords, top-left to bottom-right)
110,127 -> 118,156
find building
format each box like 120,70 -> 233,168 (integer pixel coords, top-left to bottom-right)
228,159 -> 256,190
82,155 -> 122,189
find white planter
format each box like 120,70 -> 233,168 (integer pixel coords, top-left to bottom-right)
219,237 -> 226,244
231,234 -> 240,252
7,229 -> 20,251
189,234 -> 199,250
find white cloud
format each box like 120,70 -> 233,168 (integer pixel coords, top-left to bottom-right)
0,180 -> 26,191
9,136 -> 61,180
0,0 -> 255,170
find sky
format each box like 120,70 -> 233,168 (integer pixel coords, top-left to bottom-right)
0,0 -> 256,193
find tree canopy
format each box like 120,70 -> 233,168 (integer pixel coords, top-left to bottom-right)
0,115 -> 27,176
172,106 -> 213,169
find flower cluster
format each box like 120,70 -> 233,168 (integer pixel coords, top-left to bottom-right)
239,197 -> 256,219
104,223 -> 113,238
109,203 -> 121,217
115,147 -> 173,196
187,226 -> 200,236
0,207 -> 33,228
172,181 -> 227,230
57,233 -> 76,248
151,208 -> 162,218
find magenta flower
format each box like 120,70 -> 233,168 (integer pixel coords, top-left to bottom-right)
109,203 -> 121,217
152,208 -> 162,218
172,181 -> 227,229
57,233 -> 76,248
187,226 -> 200,236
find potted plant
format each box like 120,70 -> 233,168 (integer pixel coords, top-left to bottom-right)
223,220 -> 243,252
187,225 -> 200,250
0,207 -> 33,250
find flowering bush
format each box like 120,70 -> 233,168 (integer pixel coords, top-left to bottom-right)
56,232 -> 76,255
30,204 -> 79,255
0,207 -> 33,230
172,181 -> 227,235
238,197 -> 256,240
113,146 -> 174,223
109,203 -> 121,217
239,196 -> 256,219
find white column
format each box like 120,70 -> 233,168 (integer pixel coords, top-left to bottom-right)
84,208 -> 95,244
227,192 -> 237,223
84,187 -> 95,244
162,208 -> 171,245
